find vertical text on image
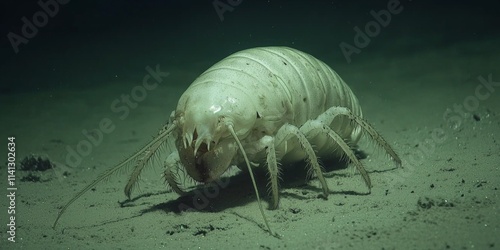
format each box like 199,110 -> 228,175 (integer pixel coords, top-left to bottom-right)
6,137 -> 17,243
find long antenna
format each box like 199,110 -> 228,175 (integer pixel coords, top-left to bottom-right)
52,124 -> 176,229
227,124 -> 273,235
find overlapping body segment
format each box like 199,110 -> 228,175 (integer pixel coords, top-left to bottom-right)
178,47 -> 363,164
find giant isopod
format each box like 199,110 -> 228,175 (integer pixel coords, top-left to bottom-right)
53,47 -> 401,236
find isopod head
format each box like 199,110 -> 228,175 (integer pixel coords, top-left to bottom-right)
174,82 -> 258,182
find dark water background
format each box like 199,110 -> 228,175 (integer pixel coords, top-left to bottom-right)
1,0 -> 499,94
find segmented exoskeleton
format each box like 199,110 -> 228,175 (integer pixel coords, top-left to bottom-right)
53,47 -> 401,236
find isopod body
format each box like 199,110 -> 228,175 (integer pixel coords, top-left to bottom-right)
54,47 -> 401,236
175,47 -> 363,182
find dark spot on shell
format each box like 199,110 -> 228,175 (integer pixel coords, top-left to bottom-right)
283,61 -> 287,65
303,97 -> 307,102
256,112 -> 261,118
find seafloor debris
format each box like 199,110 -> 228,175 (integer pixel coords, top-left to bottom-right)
20,154 -> 54,171
19,154 -> 56,182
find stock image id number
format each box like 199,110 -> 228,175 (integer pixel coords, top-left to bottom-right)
8,137 -> 16,185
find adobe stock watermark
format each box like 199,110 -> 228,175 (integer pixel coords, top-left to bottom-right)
385,74 -> 499,186
339,0 -> 403,63
63,65 -> 170,171
7,0 -> 70,54
212,0 -> 243,21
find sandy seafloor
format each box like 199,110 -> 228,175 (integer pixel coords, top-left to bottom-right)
0,1 -> 499,249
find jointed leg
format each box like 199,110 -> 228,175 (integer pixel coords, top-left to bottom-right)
317,106 -> 401,168
274,123 -> 330,199
264,138 -> 280,209
300,120 -> 371,190
250,135 -> 281,209
124,132 -> 167,199
163,152 -> 186,195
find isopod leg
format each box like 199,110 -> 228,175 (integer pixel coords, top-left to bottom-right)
300,120 -> 372,190
274,124 -> 330,199
163,152 -> 186,195
317,106 -> 402,168
264,139 -> 280,209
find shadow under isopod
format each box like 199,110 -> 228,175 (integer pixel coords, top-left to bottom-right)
131,149 -> 376,218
